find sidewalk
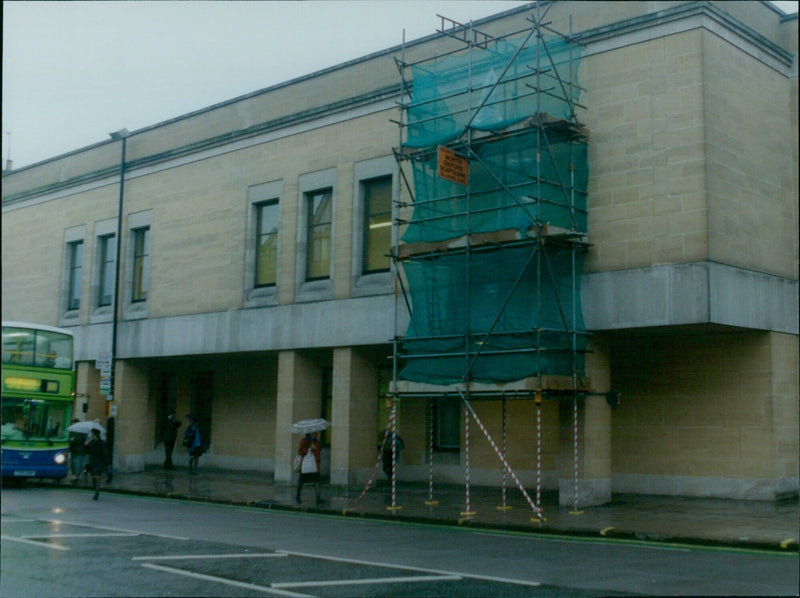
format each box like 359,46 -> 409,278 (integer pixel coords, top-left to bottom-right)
82,466 -> 798,552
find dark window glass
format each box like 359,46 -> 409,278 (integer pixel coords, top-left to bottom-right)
98,234 -> 116,307
132,227 -> 150,302
67,240 -> 83,310
435,396 -> 461,450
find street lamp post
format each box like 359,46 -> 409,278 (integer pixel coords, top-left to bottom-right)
108,128 -> 129,462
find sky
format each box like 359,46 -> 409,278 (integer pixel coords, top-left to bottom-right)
2,0 -> 797,170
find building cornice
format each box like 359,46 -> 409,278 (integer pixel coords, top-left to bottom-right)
577,1 -> 794,72
3,1 -> 794,207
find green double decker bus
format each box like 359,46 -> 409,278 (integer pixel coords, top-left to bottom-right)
1,322 -> 75,480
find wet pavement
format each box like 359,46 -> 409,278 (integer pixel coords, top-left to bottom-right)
60,466 -> 798,552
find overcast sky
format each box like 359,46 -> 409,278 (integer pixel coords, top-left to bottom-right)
3,0 -> 797,170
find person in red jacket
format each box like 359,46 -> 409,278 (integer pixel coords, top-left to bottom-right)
295,432 -> 323,505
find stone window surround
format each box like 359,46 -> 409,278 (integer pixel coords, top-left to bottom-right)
296,168 -> 337,302
245,180 -> 283,308
59,225 -> 87,327
352,156 -> 396,298
89,218 -> 117,324
123,210 -> 153,321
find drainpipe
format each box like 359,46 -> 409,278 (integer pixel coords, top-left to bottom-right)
107,128 -> 129,463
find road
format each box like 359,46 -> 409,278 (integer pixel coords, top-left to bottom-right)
1,486 -> 797,597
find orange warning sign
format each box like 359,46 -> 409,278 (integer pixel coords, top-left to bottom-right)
437,146 -> 469,186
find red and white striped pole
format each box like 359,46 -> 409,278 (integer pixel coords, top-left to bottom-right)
426,398 -> 438,506
347,433 -> 386,508
461,395 -> 543,520
497,397 -> 511,511
569,395 -> 583,515
461,408 -> 475,516
388,400 -> 402,511
535,390 -> 542,509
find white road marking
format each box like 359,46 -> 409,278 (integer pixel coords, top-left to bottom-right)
0,534 -> 69,551
0,517 -> 36,523
41,518 -> 188,540
279,549 -> 541,587
140,563 -> 312,597
23,533 -> 138,539
272,574 -> 462,589
133,552 -> 287,561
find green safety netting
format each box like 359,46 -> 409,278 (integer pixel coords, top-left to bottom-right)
401,131 -> 588,243
404,34 -> 582,148
399,245 -> 588,384
398,28 -> 587,385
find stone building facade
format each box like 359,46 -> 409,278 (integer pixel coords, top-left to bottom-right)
2,1 -> 797,504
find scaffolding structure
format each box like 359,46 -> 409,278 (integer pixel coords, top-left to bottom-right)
385,4 -> 591,519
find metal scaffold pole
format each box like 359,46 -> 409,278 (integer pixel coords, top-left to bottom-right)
390,5 -> 588,522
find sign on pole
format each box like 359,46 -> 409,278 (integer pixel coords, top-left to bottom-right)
437,145 -> 469,186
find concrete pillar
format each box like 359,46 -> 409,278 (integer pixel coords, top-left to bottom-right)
770,332 -> 799,500
557,338 -> 612,508
274,350 -> 321,483
330,347 -> 379,487
112,360 -> 151,472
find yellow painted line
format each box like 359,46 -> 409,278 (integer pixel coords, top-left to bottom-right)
600,527 -> 615,536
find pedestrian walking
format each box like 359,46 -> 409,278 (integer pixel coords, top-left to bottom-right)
161,413 -> 181,469
295,432 -> 323,505
381,428 -> 404,481
183,415 -> 203,475
68,419 -> 87,483
85,428 -> 110,500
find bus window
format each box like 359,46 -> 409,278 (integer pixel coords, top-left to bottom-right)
44,405 -> 69,441
1,401 -> 28,442
2,327 -> 35,367
34,330 -> 73,370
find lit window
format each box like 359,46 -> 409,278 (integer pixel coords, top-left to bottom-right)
255,200 -> 279,287
132,227 -> 150,302
362,176 -> 392,274
98,234 -> 116,307
67,240 -> 83,310
306,189 -> 332,280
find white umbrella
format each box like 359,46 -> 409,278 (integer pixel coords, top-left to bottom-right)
67,420 -> 106,436
291,418 -> 330,434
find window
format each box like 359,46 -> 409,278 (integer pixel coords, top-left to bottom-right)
97,234 -> 116,307
67,240 -> 83,310
435,396 -> 461,450
131,227 -> 150,302
306,188 -> 332,280
362,176 -> 392,274
255,200 -> 279,287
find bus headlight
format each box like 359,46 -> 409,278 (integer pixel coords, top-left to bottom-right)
54,452 -> 67,465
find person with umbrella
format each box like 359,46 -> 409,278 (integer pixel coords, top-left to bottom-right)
68,419 -> 88,483
295,431 -> 322,505
292,419 -> 328,506
85,428 -> 110,500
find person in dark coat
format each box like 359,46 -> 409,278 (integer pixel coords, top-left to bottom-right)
381,429 -> 404,481
85,428 -> 110,500
161,413 -> 181,469
68,419 -> 87,483
184,415 -> 203,475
